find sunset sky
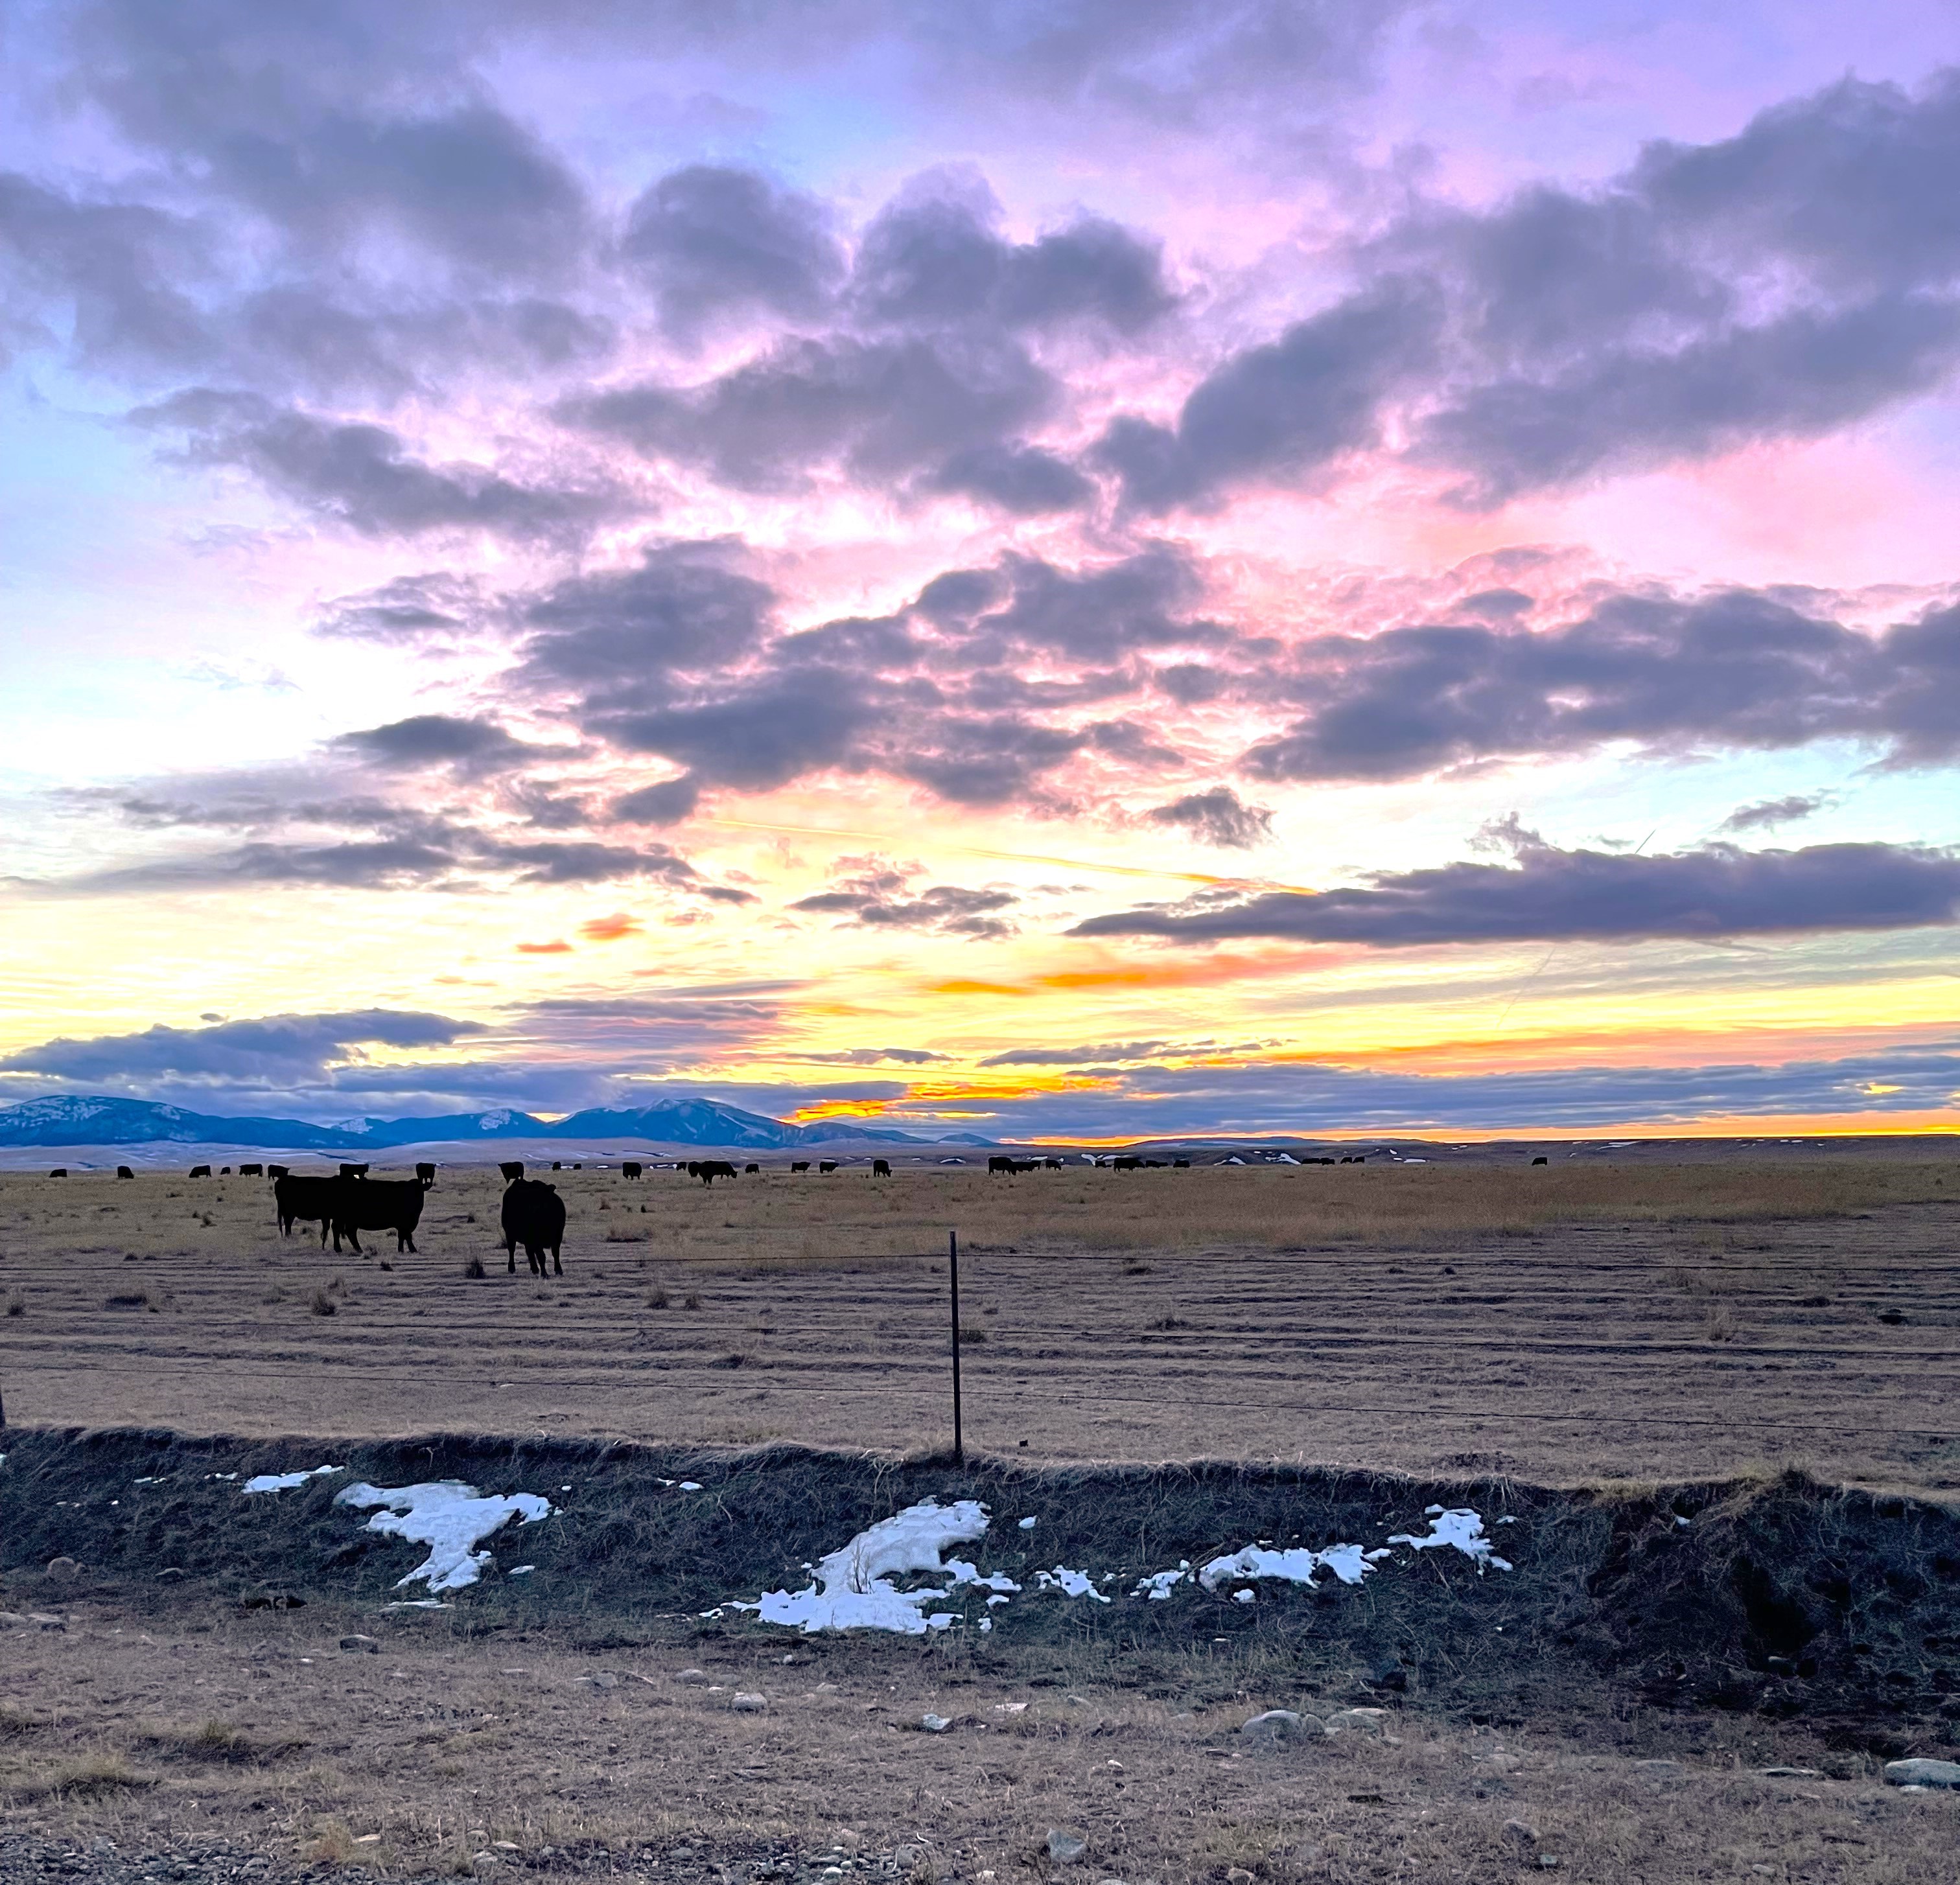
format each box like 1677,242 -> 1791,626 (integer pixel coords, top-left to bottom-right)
3,0 -> 1958,1140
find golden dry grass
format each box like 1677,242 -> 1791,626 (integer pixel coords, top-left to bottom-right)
3,1604 -> 1958,1881
1,1157 -> 1957,1488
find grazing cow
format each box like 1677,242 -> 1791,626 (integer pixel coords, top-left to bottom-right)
498,1161 -> 525,1183
49,1167 -> 67,1178
744,1162 -> 760,1174
266,1164 -> 289,1181
1173,1159 -> 1190,1169
189,1164 -> 212,1179
220,1166 -> 232,1175
117,1165 -> 134,1179
1044,1157 -> 1064,1170
622,1161 -> 642,1180
415,1162 -> 437,1187
987,1155 -> 1016,1174
274,1174 -> 340,1244
791,1161 -> 810,1173
872,1158 -> 891,1177
501,1178 -> 566,1277
552,1161 -> 563,1171
1112,1155 -> 1143,1171
330,1177 -> 425,1255
819,1160 -> 838,1174
239,1162 -> 263,1177
339,1162 -> 369,1179
1532,1155 -> 1548,1166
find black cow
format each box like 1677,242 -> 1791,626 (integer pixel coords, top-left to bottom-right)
744,1162 -> 760,1174
552,1161 -> 563,1171
498,1161 -> 525,1183
791,1161 -> 810,1173
1532,1155 -> 1549,1166
274,1174 -> 340,1244
502,1178 -> 566,1277
819,1160 -> 838,1174
622,1161 -> 642,1180
1173,1159 -> 1191,1169
872,1158 -> 891,1177
116,1165 -> 134,1179
415,1162 -> 437,1187
987,1155 -> 1016,1174
1044,1157 -> 1064,1170
239,1162 -> 263,1177
331,1177 -> 424,1255
189,1164 -> 211,1178
267,1163 -> 289,1181
1111,1155 -> 1143,1171
219,1166 -> 232,1175
339,1162 -> 369,1179
690,1159 -> 738,1185
49,1167 -> 67,1178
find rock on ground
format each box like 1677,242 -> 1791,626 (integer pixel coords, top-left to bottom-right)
1884,1758 -> 1960,1788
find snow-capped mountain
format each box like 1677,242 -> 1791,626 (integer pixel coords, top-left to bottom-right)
0,1093 -> 926,1150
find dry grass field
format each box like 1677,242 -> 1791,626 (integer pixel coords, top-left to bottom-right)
5,1591 -> 1959,1885
1,1157 -> 1957,1489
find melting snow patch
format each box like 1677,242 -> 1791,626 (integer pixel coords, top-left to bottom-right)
731,1498 -> 992,1634
1034,1567 -> 1111,1603
1132,1564 -> 1189,1600
386,1599 -> 449,1610
1386,1509 -> 1511,1572
243,1465 -> 343,1494
1196,1543 -> 1371,1591
334,1481 -> 554,1593
508,1566 -> 535,1577
1233,1589 -> 1256,1604
679,1481 -> 703,1492
1018,1516 -> 1038,1530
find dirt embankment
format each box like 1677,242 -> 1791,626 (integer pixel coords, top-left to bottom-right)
4,1428 -> 1959,1754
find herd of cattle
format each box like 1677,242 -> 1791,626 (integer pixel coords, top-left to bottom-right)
29,1150 -> 1407,1280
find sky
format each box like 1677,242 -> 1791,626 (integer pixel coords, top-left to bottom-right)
1,0 -> 1958,1142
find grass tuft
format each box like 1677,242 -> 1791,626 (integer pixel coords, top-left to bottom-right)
309,1286 -> 338,1317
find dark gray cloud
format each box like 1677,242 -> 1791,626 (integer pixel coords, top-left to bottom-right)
0,1008 -> 484,1084
622,165 -> 845,340
929,442 -> 1093,513
1095,281 -> 1441,511
1144,784 -> 1273,848
977,1040 -> 1170,1067
798,1047 -> 951,1065
312,572 -> 487,642
136,390 -> 614,539
331,713 -> 539,774
791,865 -> 1018,938
1719,792 -> 1838,834
852,175 -> 1171,336
1419,295 -> 1960,505
1241,588 -> 1960,781
900,1039 -> 1960,1138
0,173 -> 210,371
560,332 -> 1053,489
1070,838 -> 1960,947
609,776 -> 703,827
520,542 -> 775,683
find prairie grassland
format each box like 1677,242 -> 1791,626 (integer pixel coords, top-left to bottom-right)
3,1601 -> 1959,1884
1,1158 -> 1957,1488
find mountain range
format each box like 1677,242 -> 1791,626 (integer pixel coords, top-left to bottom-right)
0,1093 -> 931,1151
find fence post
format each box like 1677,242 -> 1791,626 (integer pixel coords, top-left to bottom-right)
948,1229 -> 963,1466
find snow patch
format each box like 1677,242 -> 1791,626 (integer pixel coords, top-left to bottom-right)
732,1498 -> 992,1635
243,1465 -> 343,1494
1034,1566 -> 1110,1603
1132,1564 -> 1189,1600
1386,1509 -> 1511,1572
1196,1542 -> 1371,1591
334,1481 -> 554,1592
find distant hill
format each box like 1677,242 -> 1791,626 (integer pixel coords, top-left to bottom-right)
0,1093 -> 926,1151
